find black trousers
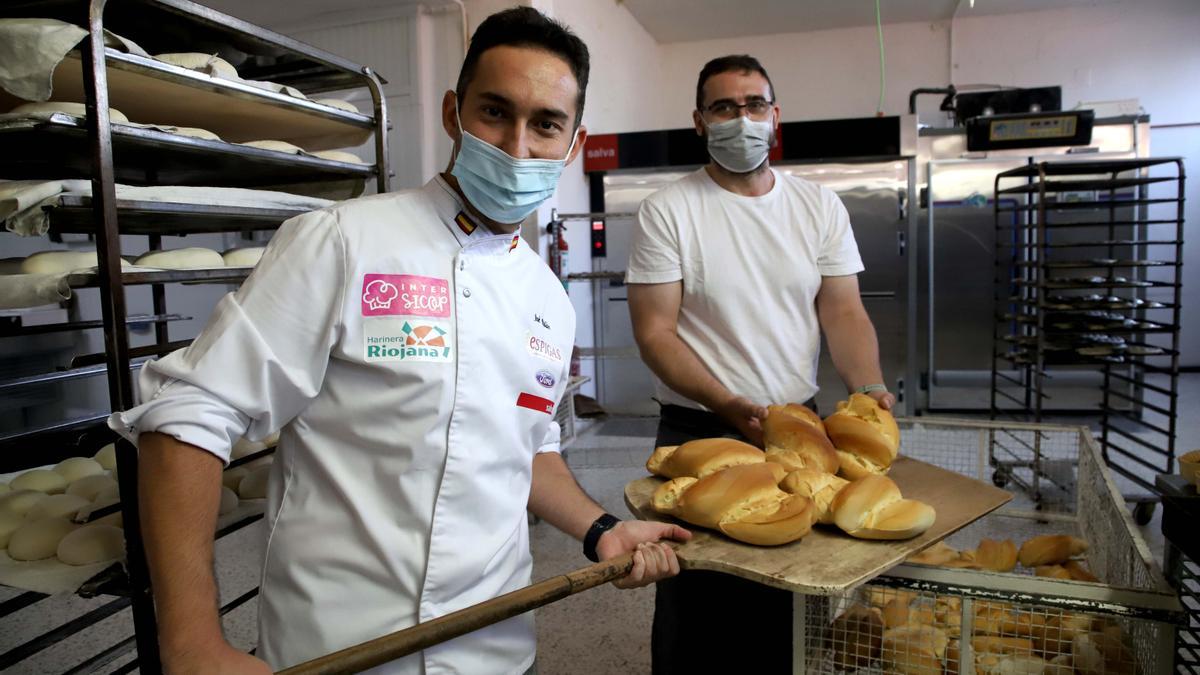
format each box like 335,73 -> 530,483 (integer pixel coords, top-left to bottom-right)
650,403 -> 814,675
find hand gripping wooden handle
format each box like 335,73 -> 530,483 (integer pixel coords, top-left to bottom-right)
278,553 -> 635,674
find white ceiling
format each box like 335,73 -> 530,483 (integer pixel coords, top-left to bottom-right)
621,0 -> 1124,43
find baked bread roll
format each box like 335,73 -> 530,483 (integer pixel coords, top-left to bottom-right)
1030,613 -> 1091,656
831,604 -> 884,670
768,402 -> 826,434
1072,630 -> 1134,675
881,624 -> 948,675
1063,560 -> 1098,582
975,653 -> 1047,675
651,462 -> 815,546
882,597 -> 912,628
825,394 -> 900,480
1035,564 -> 1073,580
762,405 -> 838,473
975,538 -> 1018,572
645,437 -> 763,479
1018,535 -> 1088,567
779,468 -> 847,524
831,475 -> 935,540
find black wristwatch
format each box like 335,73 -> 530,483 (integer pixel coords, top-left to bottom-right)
583,513 -> 621,562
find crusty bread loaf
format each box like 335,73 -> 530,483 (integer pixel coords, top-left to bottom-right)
831,605 -> 884,670
975,538 -> 1018,572
882,597 -> 912,629
1072,630 -> 1135,675
1035,565 -> 1073,580
767,402 -> 825,433
779,468 -> 847,524
645,437 -> 764,479
881,624 -> 948,675
907,541 -> 960,566
762,405 -> 839,473
1063,560 -> 1099,583
1018,535 -> 1088,567
1030,613 -> 1092,656
975,653 -> 1048,675
824,394 -> 900,478
831,474 -> 936,540
651,462 -> 815,546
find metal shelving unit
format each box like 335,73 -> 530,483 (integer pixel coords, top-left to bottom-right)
0,1 -> 391,671
988,157 -> 1185,518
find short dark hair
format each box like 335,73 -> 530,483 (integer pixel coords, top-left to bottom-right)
456,7 -> 590,127
695,55 -> 775,111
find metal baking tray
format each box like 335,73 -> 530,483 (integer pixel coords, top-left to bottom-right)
49,195 -> 309,235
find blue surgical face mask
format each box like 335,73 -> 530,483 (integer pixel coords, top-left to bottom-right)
451,104 -> 578,224
705,114 -> 774,174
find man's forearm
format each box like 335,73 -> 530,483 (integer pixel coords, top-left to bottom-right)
636,330 -> 735,412
527,452 -> 604,540
138,432 -> 227,657
823,309 -> 886,392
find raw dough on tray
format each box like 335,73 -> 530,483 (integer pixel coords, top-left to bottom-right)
7,517 -> 77,561
7,101 -> 129,123
57,524 -> 125,565
222,247 -> 266,267
153,52 -> 239,79
134,247 -> 224,270
20,250 -> 131,274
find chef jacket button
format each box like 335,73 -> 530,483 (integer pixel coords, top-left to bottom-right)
462,287 -> 472,298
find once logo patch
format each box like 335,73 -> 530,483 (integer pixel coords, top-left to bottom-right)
535,369 -> 556,389
526,333 -> 563,363
361,274 -> 450,318
365,320 -> 452,363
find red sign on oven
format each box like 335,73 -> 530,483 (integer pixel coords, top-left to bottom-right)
583,134 -> 619,173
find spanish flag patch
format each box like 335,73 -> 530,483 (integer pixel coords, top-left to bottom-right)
508,235 -> 520,252
454,212 -> 476,235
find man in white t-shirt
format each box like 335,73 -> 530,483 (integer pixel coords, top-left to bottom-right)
626,55 -> 895,674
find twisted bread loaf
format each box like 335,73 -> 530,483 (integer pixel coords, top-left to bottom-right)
831,474 -> 935,540
824,394 -> 900,480
645,437 -> 764,479
652,462 -> 815,546
779,468 -> 848,524
762,404 -> 839,473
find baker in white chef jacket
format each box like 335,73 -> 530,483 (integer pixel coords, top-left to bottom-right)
108,8 -> 689,674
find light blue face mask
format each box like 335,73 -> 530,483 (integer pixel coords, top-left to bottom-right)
451,105 -> 578,224
705,114 -> 774,174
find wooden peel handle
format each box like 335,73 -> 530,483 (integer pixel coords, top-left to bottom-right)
278,553 -> 635,675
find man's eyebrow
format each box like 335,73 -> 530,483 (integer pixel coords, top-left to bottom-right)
477,91 -> 570,122
534,107 -> 571,122
477,91 -> 515,108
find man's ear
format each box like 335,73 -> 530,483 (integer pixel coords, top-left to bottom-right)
565,125 -> 588,165
441,90 -> 460,142
693,110 -> 705,137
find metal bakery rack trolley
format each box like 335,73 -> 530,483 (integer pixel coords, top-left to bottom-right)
988,157 -> 1185,521
800,418 -> 1183,674
0,0 -> 389,671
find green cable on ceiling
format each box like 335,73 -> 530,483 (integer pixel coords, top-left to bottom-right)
875,0 -> 885,115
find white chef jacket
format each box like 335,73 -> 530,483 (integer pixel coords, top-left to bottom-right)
109,176 -> 576,674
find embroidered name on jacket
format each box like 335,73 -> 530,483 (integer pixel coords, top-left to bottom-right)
361,274 -> 451,317
365,320 -> 453,363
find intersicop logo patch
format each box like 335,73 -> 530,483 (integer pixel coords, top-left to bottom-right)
361,274 -> 450,318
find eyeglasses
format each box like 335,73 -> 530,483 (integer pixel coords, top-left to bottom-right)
702,98 -> 775,120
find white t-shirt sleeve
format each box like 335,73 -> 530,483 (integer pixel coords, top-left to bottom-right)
108,209 -> 346,463
818,188 -> 866,277
625,199 -> 683,284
